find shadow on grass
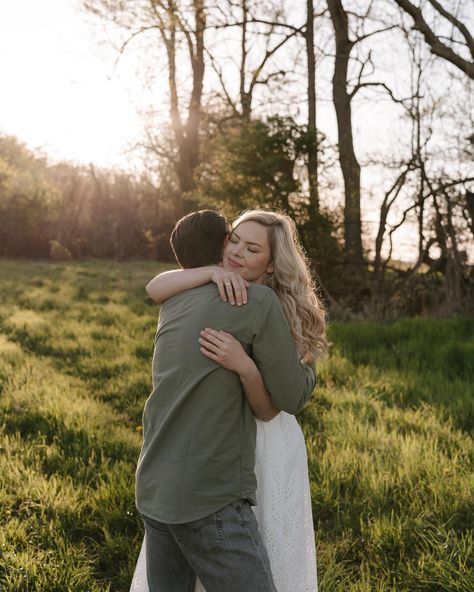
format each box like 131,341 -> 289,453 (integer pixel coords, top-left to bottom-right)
2,408 -> 138,484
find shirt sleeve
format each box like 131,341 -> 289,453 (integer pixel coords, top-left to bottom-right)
251,291 -> 316,415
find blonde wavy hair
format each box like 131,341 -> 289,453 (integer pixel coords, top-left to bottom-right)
232,210 -> 328,364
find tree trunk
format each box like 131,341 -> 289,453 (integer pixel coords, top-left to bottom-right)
465,191 -> 474,237
163,1 -> 205,207
240,0 -> 251,121
327,0 -> 364,271
306,0 -> 319,214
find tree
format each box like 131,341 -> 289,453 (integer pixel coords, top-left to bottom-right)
190,116 -> 343,279
306,0 -> 319,215
393,0 -> 474,79
327,0 -> 364,272
191,117 -> 304,215
206,0 -> 304,121
369,25 -> 474,314
85,0 -> 206,208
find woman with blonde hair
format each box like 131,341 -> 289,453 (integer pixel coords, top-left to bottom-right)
131,209 -> 327,592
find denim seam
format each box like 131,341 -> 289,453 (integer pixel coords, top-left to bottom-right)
173,513 -> 225,556
236,506 -> 276,590
235,501 -> 246,526
186,570 -> 195,592
216,511 -> 224,550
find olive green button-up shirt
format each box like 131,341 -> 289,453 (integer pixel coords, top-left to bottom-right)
135,283 -> 316,524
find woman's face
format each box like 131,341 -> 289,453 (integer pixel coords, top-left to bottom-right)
223,220 -> 274,283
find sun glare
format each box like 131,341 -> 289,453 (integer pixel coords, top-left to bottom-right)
0,0 -> 144,168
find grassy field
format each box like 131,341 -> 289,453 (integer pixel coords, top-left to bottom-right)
0,259 -> 473,591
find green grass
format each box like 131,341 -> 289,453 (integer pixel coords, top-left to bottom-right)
0,259 -> 473,591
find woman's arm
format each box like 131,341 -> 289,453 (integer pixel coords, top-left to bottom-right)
146,266 -> 249,305
199,328 -> 280,422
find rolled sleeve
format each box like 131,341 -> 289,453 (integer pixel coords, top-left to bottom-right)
251,291 -> 317,415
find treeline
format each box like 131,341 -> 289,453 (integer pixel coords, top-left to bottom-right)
0,135 -> 177,262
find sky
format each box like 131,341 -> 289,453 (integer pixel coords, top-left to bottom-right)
0,0 -> 145,168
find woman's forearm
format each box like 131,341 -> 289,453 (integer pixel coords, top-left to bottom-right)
238,360 -> 280,422
146,267 -> 215,303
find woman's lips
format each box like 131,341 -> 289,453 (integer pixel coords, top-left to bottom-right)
228,257 -> 243,268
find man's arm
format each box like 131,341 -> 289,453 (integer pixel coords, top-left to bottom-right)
251,291 -> 316,415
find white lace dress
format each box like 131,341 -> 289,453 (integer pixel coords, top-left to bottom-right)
130,411 -> 318,592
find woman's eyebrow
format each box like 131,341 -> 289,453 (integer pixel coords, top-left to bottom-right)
232,231 -> 263,248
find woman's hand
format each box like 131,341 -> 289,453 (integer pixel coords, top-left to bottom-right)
199,328 -> 252,375
210,267 -> 249,306
199,327 -> 281,422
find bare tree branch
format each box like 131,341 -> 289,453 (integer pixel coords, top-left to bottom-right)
207,18 -> 305,33
350,80 -> 415,104
374,161 -> 416,278
110,25 -> 161,74
393,0 -> 474,79
247,26 -> 303,102
205,47 -> 239,115
253,70 -> 287,86
428,0 -> 474,59
356,24 -> 397,43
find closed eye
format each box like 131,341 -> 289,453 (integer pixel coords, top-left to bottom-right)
230,234 -> 260,253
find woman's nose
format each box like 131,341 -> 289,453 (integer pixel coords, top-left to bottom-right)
232,244 -> 243,257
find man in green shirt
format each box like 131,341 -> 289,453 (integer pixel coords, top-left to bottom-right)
136,210 -> 316,591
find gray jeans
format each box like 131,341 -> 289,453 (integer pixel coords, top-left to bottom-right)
142,499 -> 277,592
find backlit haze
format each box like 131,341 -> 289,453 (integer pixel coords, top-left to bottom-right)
0,0 -> 145,169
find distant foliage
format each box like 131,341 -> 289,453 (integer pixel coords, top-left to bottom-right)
0,135 -> 176,261
49,240 -> 72,261
1,131 -> 472,317
0,136 -> 58,257
192,117 -> 307,214
190,117 -> 344,279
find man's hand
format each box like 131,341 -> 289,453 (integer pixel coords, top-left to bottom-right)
210,267 -> 249,306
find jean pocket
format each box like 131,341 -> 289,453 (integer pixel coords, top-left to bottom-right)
174,511 -> 224,554
233,499 -> 254,526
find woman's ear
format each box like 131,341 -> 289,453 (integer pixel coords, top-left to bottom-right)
266,261 -> 274,274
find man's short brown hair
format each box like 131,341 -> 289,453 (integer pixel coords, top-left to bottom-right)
170,210 -> 229,268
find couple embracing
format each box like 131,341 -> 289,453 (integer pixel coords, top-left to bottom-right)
130,209 -> 328,591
